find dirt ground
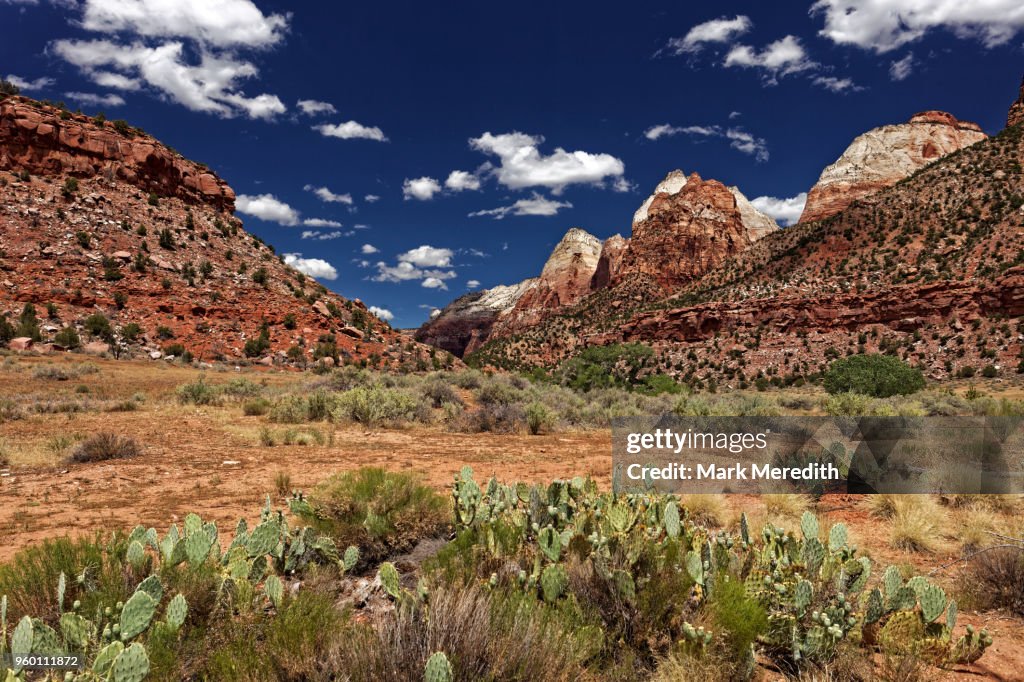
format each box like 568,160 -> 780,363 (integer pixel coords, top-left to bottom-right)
1,355 -> 1023,680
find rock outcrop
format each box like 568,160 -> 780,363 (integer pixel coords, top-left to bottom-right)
798,111 -> 986,223
632,169 -> 688,225
1009,75 -> 1024,129
613,173 -> 777,290
0,95 -> 437,368
590,234 -> 628,291
414,279 -> 537,356
0,96 -> 235,210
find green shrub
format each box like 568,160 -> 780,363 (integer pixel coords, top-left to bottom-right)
822,354 -> 925,397
557,343 -> 654,392
331,386 -> 422,427
83,312 -> 113,340
526,402 -> 552,435
176,379 -> 220,405
297,467 -> 449,563
54,326 -> 81,349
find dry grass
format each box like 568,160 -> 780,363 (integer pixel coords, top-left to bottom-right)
69,432 -> 142,463
762,493 -> 812,519
680,494 -> 727,527
889,496 -> 942,553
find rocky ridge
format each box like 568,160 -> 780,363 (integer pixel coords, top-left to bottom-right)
0,95 -> 442,369
798,110 -> 987,223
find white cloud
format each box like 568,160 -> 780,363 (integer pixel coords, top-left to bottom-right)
399,245 -> 453,268
729,110 -> 742,119
889,53 -> 915,81
467,280 -> 481,289
403,176 -> 442,201
444,169 -> 481,192
302,218 -> 342,228
5,74 -> 55,90
52,39 -> 286,120
665,15 -> 752,54
724,35 -> 816,82
468,192 -> 573,219
353,224 -> 370,229
64,91 -> 126,107
301,230 -> 345,240
644,124 -> 769,162
314,120 -> 387,141
304,184 -> 352,204
78,0 -> 289,48
811,76 -> 862,92
235,193 -> 299,226
368,306 -> 393,322
469,131 -> 624,194
811,0 -> 1024,53
283,253 -> 338,280
296,99 -> 336,115
361,244 -> 379,254
750,192 -> 807,227
421,277 -> 447,290
364,194 -> 380,203
92,71 -> 142,90
373,261 -> 456,284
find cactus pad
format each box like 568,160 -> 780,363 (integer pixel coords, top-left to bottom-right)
424,651 -> 453,682
111,642 -> 150,682
541,564 -> 568,602
379,562 -> 401,599
165,593 -> 188,631
119,590 -> 157,641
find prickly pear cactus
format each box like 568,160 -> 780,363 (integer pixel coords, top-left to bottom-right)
540,564 -> 568,602
110,642 -> 149,682
165,593 -> 188,632
119,590 -> 157,641
265,575 -> 284,609
342,545 -> 359,572
92,640 -> 125,676
423,651 -> 453,682
663,500 -> 681,539
379,562 -> 401,599
538,526 -> 561,562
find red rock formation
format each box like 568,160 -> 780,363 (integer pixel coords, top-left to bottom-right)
0,96 -> 235,210
613,173 -> 764,291
799,110 -> 986,224
1009,75 -> 1024,129
594,270 -> 1024,346
589,234 -> 627,291
0,95 -> 439,368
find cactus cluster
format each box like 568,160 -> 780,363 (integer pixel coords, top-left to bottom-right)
863,567 -> 992,665
442,469 -> 994,677
2,500 -> 359,681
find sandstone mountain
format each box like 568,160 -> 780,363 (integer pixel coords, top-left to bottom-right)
1010,76 -> 1024,129
455,77 -> 1024,387
417,172 -> 777,356
798,111 -> 987,223
0,95 -> 441,369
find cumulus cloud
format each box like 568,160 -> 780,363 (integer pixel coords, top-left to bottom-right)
92,71 -> 142,90
5,74 -> 55,90
78,0 -> 289,48
296,99 -> 336,115
445,170 -> 481,192
304,184 -> 352,204
64,91 -> 126,107
372,245 -> 457,286
889,53 -> 915,81
403,176 -> 442,201
302,218 -> 342,228
364,194 -> 380,203
368,306 -> 393,322
314,120 -> 387,141
361,244 -> 379,254
399,245 -> 453,268
724,35 -> 816,82
283,253 -> 338,280
235,193 -> 299,226
664,15 -> 752,54
811,76 -> 862,92
468,192 -> 573,219
52,39 -> 286,119
811,0 -> 1024,53
466,280 -> 481,289
469,132 -> 624,194
301,230 -> 346,240
750,192 -> 807,227
421,277 -> 448,290
644,124 -> 769,162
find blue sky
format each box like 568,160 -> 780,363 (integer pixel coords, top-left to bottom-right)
3,1 -> 1022,327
